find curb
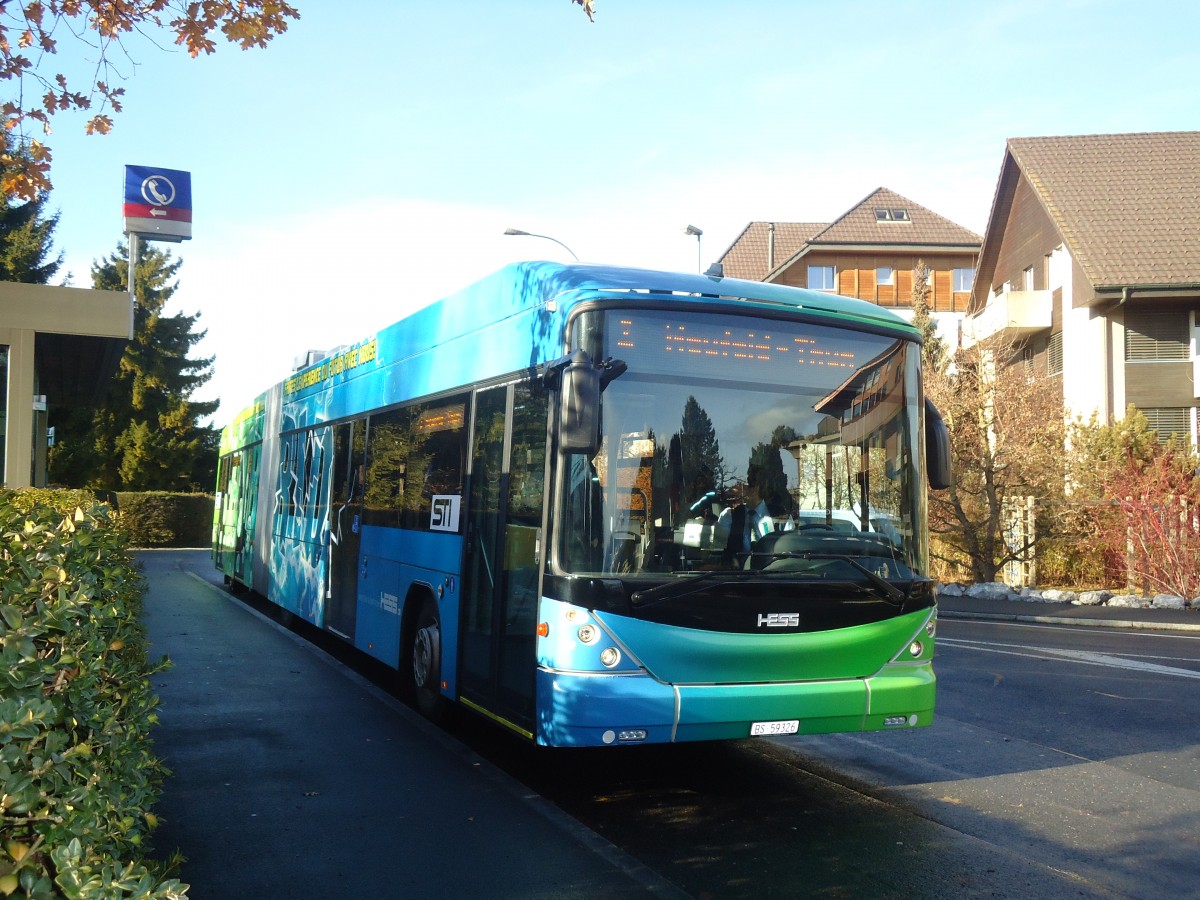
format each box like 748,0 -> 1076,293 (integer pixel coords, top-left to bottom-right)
938,607 -> 1200,633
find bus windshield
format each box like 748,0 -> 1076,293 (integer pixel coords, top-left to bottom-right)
556,307 -> 927,584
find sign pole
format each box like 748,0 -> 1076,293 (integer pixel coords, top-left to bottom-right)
127,231 -> 139,340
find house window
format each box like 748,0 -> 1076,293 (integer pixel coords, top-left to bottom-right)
953,268 -> 975,293
876,267 -> 894,286
874,208 -> 910,222
808,265 -> 835,291
1125,309 -> 1189,361
1022,266 -> 1035,290
1140,407 -> 1189,442
1047,332 -> 1063,376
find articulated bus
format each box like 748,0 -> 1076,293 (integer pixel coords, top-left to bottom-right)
213,262 -> 951,748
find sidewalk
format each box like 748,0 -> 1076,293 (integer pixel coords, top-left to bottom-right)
936,590 -> 1200,632
140,551 -> 685,900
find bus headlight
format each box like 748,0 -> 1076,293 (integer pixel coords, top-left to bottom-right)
578,624 -> 599,644
908,640 -> 924,657
600,646 -> 621,668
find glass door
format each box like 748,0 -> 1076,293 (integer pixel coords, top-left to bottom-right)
459,381 -> 547,734
327,419 -> 365,639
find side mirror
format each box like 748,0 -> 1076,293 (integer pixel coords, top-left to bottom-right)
925,398 -> 953,491
559,350 -> 601,454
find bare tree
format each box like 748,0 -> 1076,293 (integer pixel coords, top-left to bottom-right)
926,334 -> 1067,583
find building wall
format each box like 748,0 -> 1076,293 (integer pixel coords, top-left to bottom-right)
989,176 -> 1061,294
975,170 -> 1200,446
980,183 -> 1110,428
777,250 -> 976,312
1061,255 -> 1112,426
0,283 -> 128,488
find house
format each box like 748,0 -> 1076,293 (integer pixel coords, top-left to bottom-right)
1,282 -> 128,487
717,188 -> 982,341
966,131 -> 1200,444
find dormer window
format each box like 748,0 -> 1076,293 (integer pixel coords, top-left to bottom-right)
874,208 -> 910,222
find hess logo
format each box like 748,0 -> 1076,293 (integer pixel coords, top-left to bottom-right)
757,613 -> 800,628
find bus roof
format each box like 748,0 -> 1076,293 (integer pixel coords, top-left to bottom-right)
221,261 -> 919,434
478,261 -> 916,334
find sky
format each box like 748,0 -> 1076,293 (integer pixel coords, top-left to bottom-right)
25,0 -> 1200,423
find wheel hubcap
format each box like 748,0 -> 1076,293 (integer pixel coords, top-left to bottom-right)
413,625 -> 435,688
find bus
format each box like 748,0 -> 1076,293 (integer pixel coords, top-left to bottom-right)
213,261 -> 951,748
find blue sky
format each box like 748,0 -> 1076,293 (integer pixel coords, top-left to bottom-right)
31,0 -> 1200,420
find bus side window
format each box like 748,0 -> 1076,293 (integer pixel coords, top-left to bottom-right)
365,395 -> 468,531
364,406 -> 410,529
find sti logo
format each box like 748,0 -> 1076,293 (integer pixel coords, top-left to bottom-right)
430,495 -> 461,532
757,613 -> 800,628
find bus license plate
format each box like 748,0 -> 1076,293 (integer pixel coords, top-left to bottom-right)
751,719 -> 799,736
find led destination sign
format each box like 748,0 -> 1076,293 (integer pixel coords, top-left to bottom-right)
611,311 -> 872,388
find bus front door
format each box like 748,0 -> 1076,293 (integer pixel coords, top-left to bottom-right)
460,382 -> 547,737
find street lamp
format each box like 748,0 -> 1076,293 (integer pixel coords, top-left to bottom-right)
685,224 -> 703,273
503,227 -> 579,261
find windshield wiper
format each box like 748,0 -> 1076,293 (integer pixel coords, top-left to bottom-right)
756,551 -> 910,604
631,568 -> 749,608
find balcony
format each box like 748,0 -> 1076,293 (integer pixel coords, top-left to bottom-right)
964,289 -> 1052,346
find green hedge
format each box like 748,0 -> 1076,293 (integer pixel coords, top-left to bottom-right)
113,495 -> 213,550
0,490 -> 188,899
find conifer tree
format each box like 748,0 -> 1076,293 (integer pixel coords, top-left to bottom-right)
911,259 -> 946,373
678,396 -> 725,504
48,242 -> 219,490
0,148 -> 63,283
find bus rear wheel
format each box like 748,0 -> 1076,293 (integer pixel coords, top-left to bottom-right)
410,596 -> 445,721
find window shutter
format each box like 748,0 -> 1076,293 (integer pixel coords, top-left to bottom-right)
1125,310 -> 1189,360
1047,332 -> 1063,376
1141,407 -> 1189,440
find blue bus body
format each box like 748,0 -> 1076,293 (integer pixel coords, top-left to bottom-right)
215,262 -> 939,747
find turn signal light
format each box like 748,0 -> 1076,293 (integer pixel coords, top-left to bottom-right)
536,622 -> 550,637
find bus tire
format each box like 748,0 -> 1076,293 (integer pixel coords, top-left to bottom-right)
410,595 -> 445,721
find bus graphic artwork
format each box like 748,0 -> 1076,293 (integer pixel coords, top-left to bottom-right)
213,262 -> 952,747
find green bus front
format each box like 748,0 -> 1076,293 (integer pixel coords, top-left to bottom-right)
531,302 -> 936,746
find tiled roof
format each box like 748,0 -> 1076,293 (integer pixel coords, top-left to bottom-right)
717,221 -> 826,281
1005,132 -> 1200,288
812,187 -> 982,247
717,188 -> 981,283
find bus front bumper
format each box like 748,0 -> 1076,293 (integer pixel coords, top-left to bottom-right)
533,663 -> 935,747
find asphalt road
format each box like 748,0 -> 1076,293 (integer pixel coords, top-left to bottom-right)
453,615 -> 1200,898
148,552 -> 1200,899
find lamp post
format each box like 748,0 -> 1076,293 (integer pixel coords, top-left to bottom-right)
685,224 -> 703,273
503,228 -> 579,261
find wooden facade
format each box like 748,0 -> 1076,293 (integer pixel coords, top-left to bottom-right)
776,251 -> 975,312
985,176 -> 1061,298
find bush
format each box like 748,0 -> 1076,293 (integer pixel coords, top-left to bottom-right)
0,491 -> 187,899
112,494 -> 213,549
1035,532 -> 1114,590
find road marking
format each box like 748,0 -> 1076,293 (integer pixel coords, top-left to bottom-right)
939,637 -> 1200,680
